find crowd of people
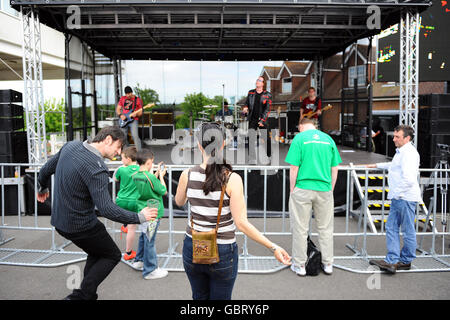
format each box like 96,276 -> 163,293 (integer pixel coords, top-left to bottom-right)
36,80 -> 421,300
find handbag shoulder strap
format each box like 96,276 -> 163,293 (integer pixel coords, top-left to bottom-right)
190,171 -> 229,232
214,185 -> 226,232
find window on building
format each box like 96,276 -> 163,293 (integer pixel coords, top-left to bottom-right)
282,78 -> 292,93
348,65 -> 366,87
1,0 -> 19,16
266,79 -> 271,92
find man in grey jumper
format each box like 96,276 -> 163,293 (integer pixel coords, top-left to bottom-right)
37,126 -> 157,300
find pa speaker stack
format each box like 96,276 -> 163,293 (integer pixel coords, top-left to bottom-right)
0,89 -> 28,177
418,94 -> 450,168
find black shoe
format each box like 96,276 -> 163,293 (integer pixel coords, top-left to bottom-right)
369,259 -> 396,274
395,262 -> 411,270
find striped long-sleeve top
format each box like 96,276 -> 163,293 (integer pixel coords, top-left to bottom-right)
185,165 -> 236,244
38,140 -> 146,233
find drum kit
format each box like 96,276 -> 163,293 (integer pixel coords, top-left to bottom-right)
197,104 -> 239,130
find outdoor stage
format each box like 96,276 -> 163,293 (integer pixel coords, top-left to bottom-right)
113,143 -> 390,167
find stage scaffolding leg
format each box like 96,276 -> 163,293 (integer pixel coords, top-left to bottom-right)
399,9 -> 420,146
21,6 -> 47,164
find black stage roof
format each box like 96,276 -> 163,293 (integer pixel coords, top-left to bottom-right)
11,1 -> 431,61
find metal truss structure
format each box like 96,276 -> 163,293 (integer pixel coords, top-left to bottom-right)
399,9 -> 420,146
21,7 -> 47,164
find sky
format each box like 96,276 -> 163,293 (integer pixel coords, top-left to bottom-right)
122,60 -> 283,104
0,60 -> 284,106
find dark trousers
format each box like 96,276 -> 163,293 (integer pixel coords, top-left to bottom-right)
249,121 -> 271,161
56,220 -> 122,300
182,236 -> 239,300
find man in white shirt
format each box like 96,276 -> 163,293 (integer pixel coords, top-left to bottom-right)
365,125 -> 421,274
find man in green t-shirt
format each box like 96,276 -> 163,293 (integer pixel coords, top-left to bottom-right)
285,118 -> 342,276
114,147 -> 140,261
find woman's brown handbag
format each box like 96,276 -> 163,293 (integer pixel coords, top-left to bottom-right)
190,185 -> 226,264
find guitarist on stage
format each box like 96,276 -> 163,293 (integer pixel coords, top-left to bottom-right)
116,86 -> 143,150
300,87 -> 322,128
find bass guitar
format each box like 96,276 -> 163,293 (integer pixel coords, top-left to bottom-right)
303,104 -> 333,119
119,103 -> 155,128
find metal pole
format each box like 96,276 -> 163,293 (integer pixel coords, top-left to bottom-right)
345,169 -> 350,233
17,166 -> 21,228
282,168 -> 286,233
1,166 -> 4,226
381,170 -> 386,233
264,168 -> 267,234
431,170 -> 437,254
362,169 -> 369,256
168,167 -> 174,253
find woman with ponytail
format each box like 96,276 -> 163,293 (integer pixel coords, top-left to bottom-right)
175,122 -> 291,300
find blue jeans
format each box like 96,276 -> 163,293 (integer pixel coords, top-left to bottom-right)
182,236 -> 238,300
385,199 -> 417,264
135,220 -> 160,277
120,119 -> 141,151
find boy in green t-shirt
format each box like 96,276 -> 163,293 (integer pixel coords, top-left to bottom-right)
285,117 -> 341,277
131,149 -> 168,280
114,147 -> 140,261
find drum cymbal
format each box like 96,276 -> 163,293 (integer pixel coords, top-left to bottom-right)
203,104 -> 219,109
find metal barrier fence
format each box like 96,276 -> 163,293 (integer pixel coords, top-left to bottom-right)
0,162 -> 449,273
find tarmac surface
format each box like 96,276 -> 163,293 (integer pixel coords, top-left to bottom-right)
0,216 -> 449,300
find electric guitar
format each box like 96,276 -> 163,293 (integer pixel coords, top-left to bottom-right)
303,104 -> 333,119
119,103 -> 155,128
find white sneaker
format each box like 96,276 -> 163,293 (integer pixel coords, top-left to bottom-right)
322,263 -> 333,275
291,264 -> 306,277
131,261 -> 144,270
144,268 -> 169,280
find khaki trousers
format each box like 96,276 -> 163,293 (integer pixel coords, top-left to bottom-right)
289,187 -> 334,266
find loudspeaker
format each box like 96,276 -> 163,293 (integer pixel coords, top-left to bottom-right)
152,112 -> 174,124
139,126 -> 151,140
0,103 -> 23,117
0,90 -> 22,103
152,125 -> 174,139
288,101 -> 302,111
287,111 -> 300,133
419,120 -> 450,134
0,131 -> 28,159
0,118 -> 24,131
419,93 -> 450,107
417,134 -> 450,168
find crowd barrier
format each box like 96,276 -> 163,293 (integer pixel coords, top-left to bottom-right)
0,162 -> 449,273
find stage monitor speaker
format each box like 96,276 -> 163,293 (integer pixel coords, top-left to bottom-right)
0,131 -> 28,159
0,118 -> 24,131
0,90 -> 22,103
0,103 -> 23,117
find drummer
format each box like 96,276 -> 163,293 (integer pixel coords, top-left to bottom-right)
216,101 -> 233,118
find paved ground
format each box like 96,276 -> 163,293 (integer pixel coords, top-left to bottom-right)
0,216 -> 449,300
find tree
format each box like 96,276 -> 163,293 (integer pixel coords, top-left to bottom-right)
133,83 -> 160,106
175,92 -> 226,129
44,98 -> 65,134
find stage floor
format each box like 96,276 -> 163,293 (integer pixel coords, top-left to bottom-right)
124,142 -> 390,167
